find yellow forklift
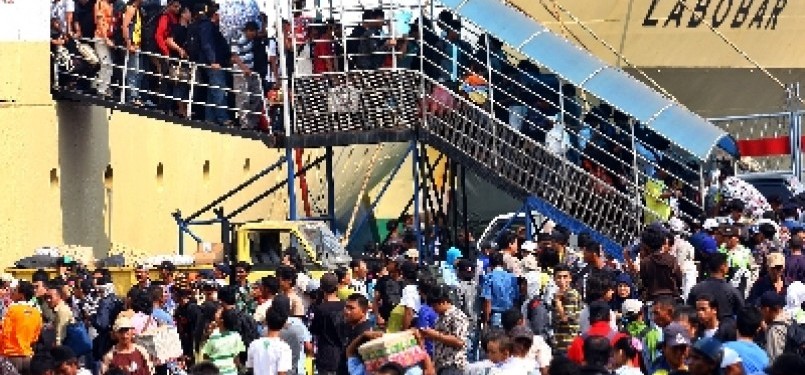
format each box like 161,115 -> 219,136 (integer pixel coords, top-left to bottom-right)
233,220 -> 351,282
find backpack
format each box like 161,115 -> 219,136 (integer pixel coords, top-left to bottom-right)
454,281 -> 478,321
380,277 -> 403,311
64,321 -> 93,357
525,296 -> 550,337
784,321 -> 805,356
141,8 -> 167,53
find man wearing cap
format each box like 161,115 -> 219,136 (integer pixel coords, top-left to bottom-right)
99,316 -> 153,375
748,252 -> 788,306
158,261 -> 177,315
650,323 -> 692,375
759,290 -> 789,361
519,241 -> 540,275
686,337 -> 723,375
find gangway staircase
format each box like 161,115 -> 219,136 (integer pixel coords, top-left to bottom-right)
48,0 -> 740,258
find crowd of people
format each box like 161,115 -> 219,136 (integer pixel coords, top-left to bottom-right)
41,2 -> 805,373
1,191 -> 805,375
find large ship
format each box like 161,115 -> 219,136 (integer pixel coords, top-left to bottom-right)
0,0 -> 781,265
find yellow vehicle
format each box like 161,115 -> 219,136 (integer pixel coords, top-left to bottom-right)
234,220 -> 351,282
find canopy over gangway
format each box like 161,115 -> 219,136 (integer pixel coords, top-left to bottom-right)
441,0 -> 738,161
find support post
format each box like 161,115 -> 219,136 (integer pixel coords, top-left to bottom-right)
790,83 -> 803,180
450,159 -> 458,246
174,210 -> 184,255
326,146 -> 336,233
412,140 -> 423,260
525,204 -> 533,241
461,164 -> 469,251
214,208 -> 236,285
286,145 -> 297,220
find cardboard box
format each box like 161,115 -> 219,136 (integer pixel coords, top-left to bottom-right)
194,242 -> 224,265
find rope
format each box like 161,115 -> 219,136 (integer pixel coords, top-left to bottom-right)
538,0 -> 677,101
341,143 -> 384,245
672,1 -> 797,102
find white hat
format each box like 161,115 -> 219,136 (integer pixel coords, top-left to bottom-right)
668,218 -> 686,233
521,241 -> 537,252
622,299 -> 644,316
720,347 -> 742,368
405,248 -> 419,260
702,218 -> 719,231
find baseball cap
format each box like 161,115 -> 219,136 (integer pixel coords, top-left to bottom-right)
668,217 -> 686,233
662,322 -> 692,347
767,252 -> 785,268
760,291 -> 786,308
692,337 -> 723,364
703,218 -> 719,231
621,299 -> 643,316
113,316 -> 134,331
720,347 -> 741,368
521,241 -> 537,252
158,260 -> 176,271
319,273 -> 338,294
405,248 -> 419,260
720,225 -> 741,237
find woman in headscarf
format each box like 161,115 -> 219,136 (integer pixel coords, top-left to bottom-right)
610,273 -> 638,316
440,247 -> 462,287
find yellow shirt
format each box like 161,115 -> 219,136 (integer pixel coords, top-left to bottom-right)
337,286 -> 353,301
644,178 -> 671,224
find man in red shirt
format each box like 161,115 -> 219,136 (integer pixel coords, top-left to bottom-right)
153,0 -> 180,112
567,300 -> 627,364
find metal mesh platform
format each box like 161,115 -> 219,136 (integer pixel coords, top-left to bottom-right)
292,70 -> 422,134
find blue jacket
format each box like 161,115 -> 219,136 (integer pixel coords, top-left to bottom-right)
196,18 -> 228,65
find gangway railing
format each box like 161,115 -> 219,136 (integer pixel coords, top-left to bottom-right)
48,0 -> 732,254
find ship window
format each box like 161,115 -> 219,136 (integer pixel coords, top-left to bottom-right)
50,168 -> 59,188
202,160 -> 210,181
243,158 -> 251,173
156,163 -> 164,185
103,165 -> 113,189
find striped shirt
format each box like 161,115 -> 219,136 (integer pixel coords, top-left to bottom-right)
201,330 -> 245,375
231,33 -> 254,71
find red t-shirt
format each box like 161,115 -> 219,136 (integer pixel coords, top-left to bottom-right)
567,321 -> 634,365
312,40 -> 333,74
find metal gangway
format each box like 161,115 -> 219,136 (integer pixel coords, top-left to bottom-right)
49,0 -> 739,256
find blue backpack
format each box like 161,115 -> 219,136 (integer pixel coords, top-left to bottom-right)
64,321 -> 92,357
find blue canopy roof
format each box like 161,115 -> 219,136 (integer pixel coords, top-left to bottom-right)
441,0 -> 738,161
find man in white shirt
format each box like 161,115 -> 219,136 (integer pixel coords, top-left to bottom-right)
246,308 -> 292,375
